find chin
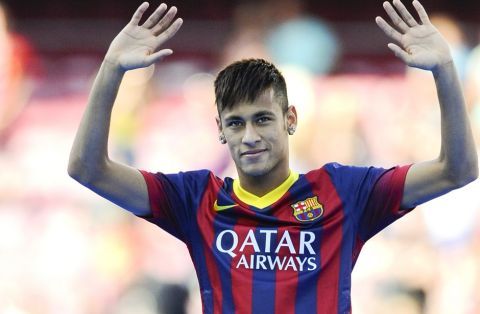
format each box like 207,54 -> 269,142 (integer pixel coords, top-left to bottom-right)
239,163 -> 273,177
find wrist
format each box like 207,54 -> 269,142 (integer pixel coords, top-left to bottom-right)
102,57 -> 127,75
432,57 -> 454,76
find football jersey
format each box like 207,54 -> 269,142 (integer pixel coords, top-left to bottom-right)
138,162 -> 413,314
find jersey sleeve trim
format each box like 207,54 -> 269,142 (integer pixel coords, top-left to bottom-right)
138,169 -> 164,219
393,164 -> 415,212
359,164 -> 415,241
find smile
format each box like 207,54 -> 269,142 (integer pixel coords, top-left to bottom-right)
241,149 -> 267,157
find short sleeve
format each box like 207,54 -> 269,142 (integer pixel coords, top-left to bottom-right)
324,162 -> 414,242
138,169 -> 212,242
357,164 -> 414,241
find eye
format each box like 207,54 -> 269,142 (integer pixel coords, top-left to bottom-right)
256,116 -> 272,124
227,120 -> 244,128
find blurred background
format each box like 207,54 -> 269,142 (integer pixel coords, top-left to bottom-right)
1,0 -> 480,313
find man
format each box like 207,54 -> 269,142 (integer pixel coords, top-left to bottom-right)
68,1 -> 478,313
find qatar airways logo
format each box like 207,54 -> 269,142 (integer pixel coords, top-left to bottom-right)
215,229 -> 318,271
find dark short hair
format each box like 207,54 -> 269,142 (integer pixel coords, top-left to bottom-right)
214,59 -> 289,116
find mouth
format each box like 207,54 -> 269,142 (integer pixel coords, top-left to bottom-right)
240,149 -> 267,157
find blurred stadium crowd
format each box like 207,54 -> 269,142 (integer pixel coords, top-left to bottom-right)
1,0 -> 480,313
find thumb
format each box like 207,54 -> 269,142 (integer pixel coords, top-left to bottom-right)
144,49 -> 173,65
388,43 -> 411,64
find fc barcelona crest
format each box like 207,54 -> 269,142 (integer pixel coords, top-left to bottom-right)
291,196 -> 324,222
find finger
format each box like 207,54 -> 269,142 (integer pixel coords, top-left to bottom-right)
375,16 -> 403,43
413,0 -> 430,24
392,0 -> 418,27
142,3 -> 167,29
130,2 -> 150,26
383,1 -> 409,33
151,6 -> 178,35
144,49 -> 173,65
387,43 -> 411,63
154,18 -> 183,47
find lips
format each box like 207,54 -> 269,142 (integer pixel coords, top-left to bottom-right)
241,149 -> 267,156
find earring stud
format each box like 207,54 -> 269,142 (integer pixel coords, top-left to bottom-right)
219,134 -> 227,144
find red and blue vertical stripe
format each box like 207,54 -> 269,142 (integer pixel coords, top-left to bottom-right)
139,163 -> 412,314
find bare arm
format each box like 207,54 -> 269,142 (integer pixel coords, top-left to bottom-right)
376,0 -> 478,208
68,2 -> 183,215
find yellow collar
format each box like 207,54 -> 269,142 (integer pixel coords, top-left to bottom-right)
233,171 -> 299,209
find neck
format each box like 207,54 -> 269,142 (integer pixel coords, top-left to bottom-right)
237,164 -> 290,197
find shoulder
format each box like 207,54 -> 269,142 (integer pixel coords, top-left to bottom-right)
323,162 -> 390,178
304,162 -> 393,188
141,168 -> 226,191
142,168 -> 213,179
304,162 -> 379,176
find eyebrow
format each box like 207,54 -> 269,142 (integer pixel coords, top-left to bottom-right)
224,110 -> 276,122
253,110 -> 276,118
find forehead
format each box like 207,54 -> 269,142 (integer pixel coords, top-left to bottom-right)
220,89 -> 283,119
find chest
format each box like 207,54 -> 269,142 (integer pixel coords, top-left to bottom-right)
198,185 -> 351,273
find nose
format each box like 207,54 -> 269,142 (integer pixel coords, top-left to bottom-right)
242,122 -> 261,146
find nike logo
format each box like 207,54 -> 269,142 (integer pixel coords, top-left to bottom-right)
213,200 -> 238,211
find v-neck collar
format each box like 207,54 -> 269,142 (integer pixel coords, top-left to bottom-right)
233,170 -> 299,209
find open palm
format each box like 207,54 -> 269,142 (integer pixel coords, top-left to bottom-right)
106,2 -> 183,71
376,0 -> 452,71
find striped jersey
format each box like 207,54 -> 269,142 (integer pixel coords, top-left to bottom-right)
138,162 -> 413,314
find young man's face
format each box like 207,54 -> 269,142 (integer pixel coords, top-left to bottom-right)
217,88 -> 296,179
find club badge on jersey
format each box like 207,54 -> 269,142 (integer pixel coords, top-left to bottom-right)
291,196 -> 324,222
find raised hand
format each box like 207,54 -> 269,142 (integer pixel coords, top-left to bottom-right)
376,0 -> 452,72
105,2 -> 183,72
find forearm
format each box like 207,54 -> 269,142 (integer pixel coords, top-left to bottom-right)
68,60 -> 125,182
433,61 -> 478,183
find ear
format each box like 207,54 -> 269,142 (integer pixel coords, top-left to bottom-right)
286,105 -> 298,130
216,116 -> 228,144
216,116 -> 222,133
